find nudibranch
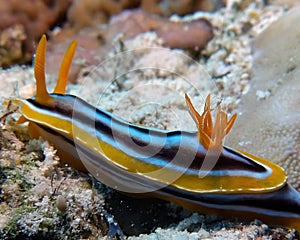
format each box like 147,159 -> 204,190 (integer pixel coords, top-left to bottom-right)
11,35 -> 300,231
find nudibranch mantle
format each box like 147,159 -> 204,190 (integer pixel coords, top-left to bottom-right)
10,35 -> 300,231
16,35 -> 286,194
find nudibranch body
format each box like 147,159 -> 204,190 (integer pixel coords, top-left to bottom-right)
12,35 -> 300,231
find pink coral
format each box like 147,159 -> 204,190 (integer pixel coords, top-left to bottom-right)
0,0 -> 71,66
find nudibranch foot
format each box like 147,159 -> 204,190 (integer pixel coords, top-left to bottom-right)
155,183 -> 300,231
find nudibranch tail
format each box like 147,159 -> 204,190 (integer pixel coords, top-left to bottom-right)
185,94 -> 237,151
54,39 -> 77,94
